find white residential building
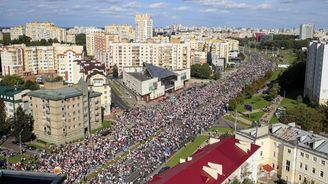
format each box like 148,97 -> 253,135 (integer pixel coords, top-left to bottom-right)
135,14 -> 153,43
300,24 -> 314,40
104,24 -> 135,42
10,26 -> 25,40
25,22 -> 66,42
86,28 -> 102,56
304,41 -> 328,105
1,44 -> 25,76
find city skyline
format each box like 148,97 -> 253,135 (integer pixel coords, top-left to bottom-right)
1,0 -> 328,28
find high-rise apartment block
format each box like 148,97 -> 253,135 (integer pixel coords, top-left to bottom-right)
10,26 -> 25,40
300,24 -> 314,40
100,42 -> 190,74
135,14 -> 153,43
104,24 -> 135,42
25,22 -> 66,42
86,28 -> 102,56
304,41 -> 328,105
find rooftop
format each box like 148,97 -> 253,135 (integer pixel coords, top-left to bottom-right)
150,137 -> 260,184
128,72 -> 152,81
0,85 -> 25,97
0,170 -> 66,184
28,87 -> 82,100
144,63 -> 177,80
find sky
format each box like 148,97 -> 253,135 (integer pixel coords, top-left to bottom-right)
0,0 -> 328,28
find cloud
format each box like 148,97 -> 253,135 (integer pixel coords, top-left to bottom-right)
174,6 -> 190,11
149,2 -> 168,9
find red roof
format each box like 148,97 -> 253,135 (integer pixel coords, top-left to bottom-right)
262,164 -> 273,173
149,137 -> 260,184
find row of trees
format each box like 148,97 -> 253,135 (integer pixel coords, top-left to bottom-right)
190,63 -> 221,80
0,75 -> 39,90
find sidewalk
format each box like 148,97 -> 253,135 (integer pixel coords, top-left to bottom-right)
260,96 -> 283,123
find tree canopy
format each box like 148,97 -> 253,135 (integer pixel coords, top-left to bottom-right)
7,106 -> 34,142
0,75 -> 39,90
191,63 -> 212,79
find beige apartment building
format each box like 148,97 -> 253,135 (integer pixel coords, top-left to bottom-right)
25,21 -> 66,42
135,14 -> 153,43
97,42 -> 190,74
0,43 -> 83,77
94,32 -> 120,63
1,44 -> 25,76
236,123 -> 328,184
210,41 -> 230,63
104,24 -> 135,42
66,34 -> 76,44
28,80 -> 102,145
86,28 -> 102,56
10,26 -> 25,40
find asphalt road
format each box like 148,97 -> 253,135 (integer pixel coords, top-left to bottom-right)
111,89 -> 129,110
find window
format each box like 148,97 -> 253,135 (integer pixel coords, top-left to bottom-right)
313,157 -> 317,162
320,171 -> 324,177
287,149 -> 291,154
305,164 -> 308,171
286,160 -> 290,171
306,154 -> 309,159
300,162 -> 303,168
273,151 -> 276,157
313,168 -> 316,174
322,160 -> 326,165
301,152 -> 304,157
299,175 -> 302,181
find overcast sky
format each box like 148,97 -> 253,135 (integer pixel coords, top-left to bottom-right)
0,0 -> 328,28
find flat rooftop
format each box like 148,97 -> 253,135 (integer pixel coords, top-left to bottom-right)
128,72 -> 152,81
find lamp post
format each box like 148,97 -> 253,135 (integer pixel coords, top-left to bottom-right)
19,129 -> 24,155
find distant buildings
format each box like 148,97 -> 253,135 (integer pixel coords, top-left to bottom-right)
123,63 -> 190,101
236,123 -> 328,184
28,79 -> 102,145
150,137 -> 260,184
300,24 -> 314,40
10,26 -> 25,40
0,86 -> 31,119
25,22 -> 66,42
104,24 -> 135,42
135,14 -> 153,43
304,41 -> 328,105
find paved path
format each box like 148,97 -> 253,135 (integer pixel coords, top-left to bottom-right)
242,109 -> 262,115
260,96 -> 283,123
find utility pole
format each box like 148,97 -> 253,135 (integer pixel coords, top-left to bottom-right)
234,106 -> 237,132
19,129 -> 24,155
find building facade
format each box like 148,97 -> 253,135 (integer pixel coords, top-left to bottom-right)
236,123 -> 328,184
86,28 -> 102,56
25,22 -> 66,42
304,41 -> 328,105
28,80 -> 102,145
135,14 -> 153,43
101,42 -> 190,74
1,44 -> 25,76
300,24 -> 314,40
10,26 -> 25,40
104,24 -> 135,42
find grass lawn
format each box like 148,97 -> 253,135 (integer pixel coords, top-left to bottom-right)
242,111 -> 265,122
110,83 -> 123,96
224,115 -> 252,127
280,89 -> 307,109
166,135 -> 208,167
270,69 -> 282,82
8,154 -> 31,164
279,49 -> 297,64
91,120 -> 113,134
236,95 -> 270,113
270,115 -> 280,124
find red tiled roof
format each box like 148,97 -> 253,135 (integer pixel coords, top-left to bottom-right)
149,137 -> 260,184
262,164 -> 273,173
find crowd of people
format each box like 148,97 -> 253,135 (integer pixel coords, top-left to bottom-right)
33,52 -> 273,183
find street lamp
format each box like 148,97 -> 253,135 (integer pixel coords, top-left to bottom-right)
19,129 -> 24,155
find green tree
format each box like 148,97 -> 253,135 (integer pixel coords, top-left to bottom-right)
212,72 -> 221,80
1,33 -> 11,45
228,99 -> 237,111
266,83 -> 280,101
112,64 -> 119,79
243,85 -> 256,99
76,33 -> 86,51
242,178 -> 254,184
23,80 -> 40,90
191,63 -> 212,79
231,177 -> 241,184
280,105 -> 324,133
0,75 -> 24,86
7,106 -> 34,142
0,100 -> 9,135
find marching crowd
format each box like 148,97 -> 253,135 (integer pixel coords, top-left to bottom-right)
34,52 -> 273,183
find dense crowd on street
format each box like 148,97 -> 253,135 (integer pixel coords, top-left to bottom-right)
32,52 -> 273,183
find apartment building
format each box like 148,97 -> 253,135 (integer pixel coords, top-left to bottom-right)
104,24 -> 135,42
86,28 -> 102,56
66,34 -> 76,44
74,60 -> 111,116
0,43 -> 83,77
236,123 -> 328,184
191,51 -> 207,65
210,41 -> 230,63
1,44 -> 25,76
300,24 -> 314,40
135,14 -> 153,43
100,42 -> 190,74
28,79 -> 102,145
10,26 -> 25,40
25,22 -> 66,42
304,41 -> 328,105
23,46 -> 55,75
0,85 -> 31,119
54,44 -> 84,83
94,32 -> 120,63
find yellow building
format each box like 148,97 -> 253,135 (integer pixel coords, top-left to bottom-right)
25,21 -> 66,42
135,14 -> 153,43
236,123 -> 328,184
104,24 -> 135,42
1,44 -> 25,76
10,26 -> 25,40
23,46 -> 55,75
28,79 -> 102,145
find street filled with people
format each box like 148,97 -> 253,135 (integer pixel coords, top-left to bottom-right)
31,52 -> 273,183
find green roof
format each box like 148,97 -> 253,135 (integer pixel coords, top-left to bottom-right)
89,90 -> 102,98
0,85 -> 25,97
28,87 -> 82,101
